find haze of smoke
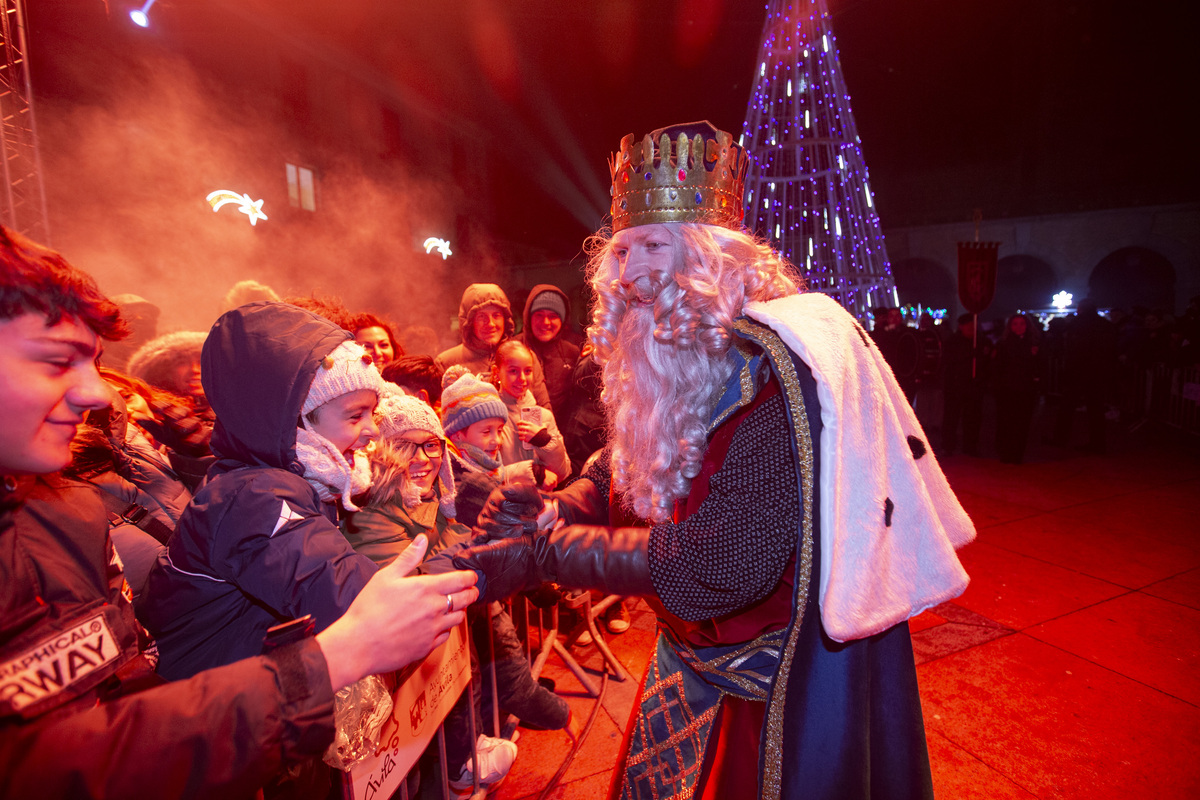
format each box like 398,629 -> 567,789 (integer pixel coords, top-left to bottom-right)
38,53 -> 479,349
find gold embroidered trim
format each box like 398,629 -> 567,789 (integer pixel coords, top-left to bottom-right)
665,625 -> 785,700
731,318 -> 815,800
707,336 -> 760,435
681,633 -> 782,695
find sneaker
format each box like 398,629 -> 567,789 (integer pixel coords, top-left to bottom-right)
574,627 -> 594,646
449,735 -> 518,797
606,601 -> 631,634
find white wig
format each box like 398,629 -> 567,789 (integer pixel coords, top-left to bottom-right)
585,222 -> 802,522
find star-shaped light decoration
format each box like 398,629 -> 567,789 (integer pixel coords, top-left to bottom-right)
1052,290 -> 1073,311
207,190 -> 268,226
423,237 -> 453,259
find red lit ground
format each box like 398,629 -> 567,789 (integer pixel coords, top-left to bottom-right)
486,427 -> 1199,800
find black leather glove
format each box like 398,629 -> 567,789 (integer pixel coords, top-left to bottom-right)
454,535 -> 536,603
551,476 -> 609,526
455,524 -> 653,603
476,481 -> 544,539
533,525 -> 652,598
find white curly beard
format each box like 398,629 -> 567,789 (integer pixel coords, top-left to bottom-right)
604,302 -> 732,523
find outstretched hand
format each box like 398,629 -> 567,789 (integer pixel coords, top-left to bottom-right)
317,536 -> 478,691
453,535 -> 535,603
476,480 -> 544,539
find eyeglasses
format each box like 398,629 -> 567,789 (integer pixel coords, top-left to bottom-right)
396,438 -> 445,460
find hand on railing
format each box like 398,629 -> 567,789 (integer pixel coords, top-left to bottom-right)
317,535 -> 479,692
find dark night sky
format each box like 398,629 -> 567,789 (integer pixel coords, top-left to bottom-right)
269,0 -> 1194,256
30,0 -> 1198,261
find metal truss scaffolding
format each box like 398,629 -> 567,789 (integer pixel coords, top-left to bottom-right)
0,0 -> 49,243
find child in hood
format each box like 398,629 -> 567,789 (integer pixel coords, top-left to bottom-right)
143,302 -> 389,681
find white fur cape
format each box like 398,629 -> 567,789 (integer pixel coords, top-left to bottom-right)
745,293 -> 975,642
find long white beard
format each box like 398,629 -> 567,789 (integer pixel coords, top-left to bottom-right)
604,302 -> 733,523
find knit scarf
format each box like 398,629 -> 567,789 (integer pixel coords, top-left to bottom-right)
294,427 -> 372,511
459,441 -> 502,475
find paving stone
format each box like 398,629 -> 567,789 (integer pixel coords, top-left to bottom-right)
911,601 -> 1012,665
1025,590 -> 1200,705
925,731 -> 1039,799
955,540 -> 1129,629
919,633 -> 1200,799
1141,567 -> 1200,610
983,509 -> 1200,589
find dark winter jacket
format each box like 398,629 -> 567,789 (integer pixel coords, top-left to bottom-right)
436,283 -> 551,408
72,394 -> 193,531
0,474 -> 336,798
519,284 -> 580,413
993,334 -> 1042,396
64,400 -> 193,612
142,303 -> 378,681
342,441 -> 469,570
559,352 -> 608,475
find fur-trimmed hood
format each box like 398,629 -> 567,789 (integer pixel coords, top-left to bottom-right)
365,438 -> 456,520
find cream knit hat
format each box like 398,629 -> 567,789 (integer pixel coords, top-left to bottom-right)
374,391 -> 456,518
302,340 -> 384,416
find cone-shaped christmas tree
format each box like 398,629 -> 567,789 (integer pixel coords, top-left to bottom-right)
741,0 -> 896,319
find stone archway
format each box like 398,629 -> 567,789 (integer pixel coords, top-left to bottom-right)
1089,247 -> 1175,312
994,254 -> 1057,318
891,257 -> 956,312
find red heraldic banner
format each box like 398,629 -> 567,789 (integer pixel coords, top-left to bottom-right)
957,242 -> 1000,314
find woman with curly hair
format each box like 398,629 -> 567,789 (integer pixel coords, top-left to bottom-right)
351,311 -> 403,368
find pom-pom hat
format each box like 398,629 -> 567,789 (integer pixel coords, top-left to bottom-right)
375,391 -> 456,518
302,340 -> 385,416
440,369 -> 509,435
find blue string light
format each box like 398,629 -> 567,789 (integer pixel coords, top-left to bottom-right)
740,0 -> 897,319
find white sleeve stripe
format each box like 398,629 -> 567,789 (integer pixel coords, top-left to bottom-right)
163,551 -> 227,583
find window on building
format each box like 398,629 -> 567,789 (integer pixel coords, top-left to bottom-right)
286,163 -> 317,211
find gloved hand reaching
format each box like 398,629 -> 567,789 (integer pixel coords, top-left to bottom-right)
453,524 -> 654,604
475,480 -> 545,539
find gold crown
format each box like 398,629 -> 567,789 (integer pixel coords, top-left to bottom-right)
609,121 -> 749,233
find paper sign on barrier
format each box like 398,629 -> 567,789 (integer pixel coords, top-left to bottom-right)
344,620 -> 471,800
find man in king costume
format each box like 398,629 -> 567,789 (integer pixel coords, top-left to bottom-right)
457,121 -> 975,799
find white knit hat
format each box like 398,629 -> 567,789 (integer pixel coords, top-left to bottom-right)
375,392 -> 456,518
302,340 -> 385,415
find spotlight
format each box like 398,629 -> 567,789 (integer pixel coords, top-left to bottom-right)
130,0 -> 156,28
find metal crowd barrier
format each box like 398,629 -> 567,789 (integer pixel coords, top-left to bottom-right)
1116,363 -> 1200,436
335,605 -> 501,800
338,592 -> 629,799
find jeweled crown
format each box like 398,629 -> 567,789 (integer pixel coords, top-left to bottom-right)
609,121 -> 748,233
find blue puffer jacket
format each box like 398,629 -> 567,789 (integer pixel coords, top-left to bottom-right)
142,303 -> 378,681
